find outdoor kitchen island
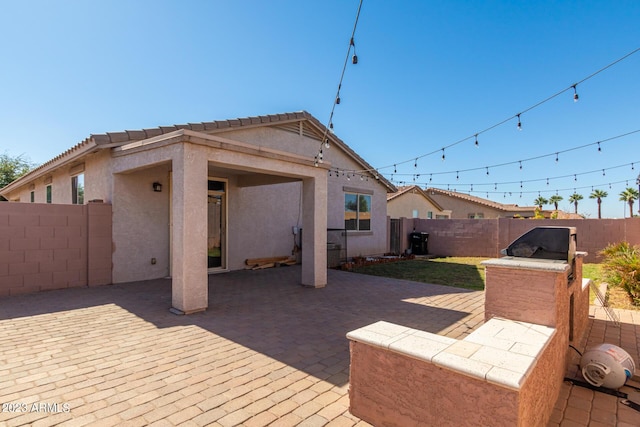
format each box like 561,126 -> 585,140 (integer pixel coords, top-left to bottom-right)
347,227 -> 590,426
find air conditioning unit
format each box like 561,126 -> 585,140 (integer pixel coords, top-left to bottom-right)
580,343 -> 636,389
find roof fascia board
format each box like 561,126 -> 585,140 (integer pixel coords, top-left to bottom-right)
0,140 -> 99,195
113,129 -> 332,171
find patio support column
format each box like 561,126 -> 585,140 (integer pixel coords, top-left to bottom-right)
301,176 -> 327,287
170,144 -> 208,314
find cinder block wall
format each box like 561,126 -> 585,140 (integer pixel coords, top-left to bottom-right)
0,201 -> 112,296
399,217 -> 640,263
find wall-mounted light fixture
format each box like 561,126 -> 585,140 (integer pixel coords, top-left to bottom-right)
152,182 -> 162,192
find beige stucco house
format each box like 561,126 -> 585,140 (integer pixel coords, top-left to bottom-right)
0,111 -> 395,313
425,187 -> 538,219
387,185 -> 451,219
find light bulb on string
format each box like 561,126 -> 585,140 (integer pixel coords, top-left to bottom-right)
602,169 -> 605,176
572,84 -> 579,102
486,167 -> 489,176
429,174 -> 433,183
555,153 -> 559,163
324,138 -> 330,149
597,142 -> 601,152
474,134 -> 479,147
456,171 -> 459,180
519,161 -> 523,170
517,114 -> 522,131
441,149 -> 445,161
414,158 -> 417,169
394,164 -> 397,173
350,38 -> 358,64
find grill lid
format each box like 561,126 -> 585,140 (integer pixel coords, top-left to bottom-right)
501,226 -> 576,261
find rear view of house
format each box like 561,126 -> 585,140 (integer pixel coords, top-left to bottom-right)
1,111 -> 395,313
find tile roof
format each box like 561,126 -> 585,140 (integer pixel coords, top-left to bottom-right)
425,187 -> 536,212
1,111 -> 396,195
387,185 -> 445,211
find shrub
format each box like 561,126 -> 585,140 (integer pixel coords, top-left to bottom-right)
599,242 -> 640,305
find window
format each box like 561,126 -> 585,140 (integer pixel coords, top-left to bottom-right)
345,193 -> 371,231
30,191 -> 35,203
427,211 -> 433,219
436,215 -> 449,219
46,185 -> 52,203
412,209 -> 419,218
468,213 -> 484,219
72,174 -> 84,204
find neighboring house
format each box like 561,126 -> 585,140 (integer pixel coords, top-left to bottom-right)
425,188 -> 537,219
0,111 -> 395,313
387,185 -> 451,219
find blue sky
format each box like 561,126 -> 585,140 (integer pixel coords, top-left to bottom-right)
1,0 -> 639,218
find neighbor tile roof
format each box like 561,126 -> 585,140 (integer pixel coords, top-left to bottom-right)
426,187 -> 535,212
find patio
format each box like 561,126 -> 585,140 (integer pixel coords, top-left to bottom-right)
0,266 -> 639,426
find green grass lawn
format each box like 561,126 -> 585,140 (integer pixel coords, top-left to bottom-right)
352,257 -> 487,291
352,257 -> 637,310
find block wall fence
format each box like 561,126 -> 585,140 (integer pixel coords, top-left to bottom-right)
0,201 -> 112,296
391,217 -> 640,263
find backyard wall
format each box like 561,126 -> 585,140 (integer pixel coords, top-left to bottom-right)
0,201 -> 112,296
393,217 -> 640,263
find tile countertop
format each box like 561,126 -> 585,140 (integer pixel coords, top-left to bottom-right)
347,317 -> 556,390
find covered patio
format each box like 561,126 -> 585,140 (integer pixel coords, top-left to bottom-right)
1,267 -> 639,426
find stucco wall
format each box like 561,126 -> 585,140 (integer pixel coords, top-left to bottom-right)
387,191 -> 445,219
427,191 -> 510,219
0,201 -> 112,296
111,164 -> 171,283
228,180 -> 302,270
219,126 -> 390,261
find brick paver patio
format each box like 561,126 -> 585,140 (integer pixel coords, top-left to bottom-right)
1,266 -> 639,426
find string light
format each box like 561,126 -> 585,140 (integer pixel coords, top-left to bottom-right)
572,84 -> 579,102
441,148 -> 445,161
516,114 -> 522,131
555,153 -> 559,162
597,142 -> 601,152
368,47 -> 640,176
475,134 -> 479,147
313,0 -> 363,166
351,38 -> 358,64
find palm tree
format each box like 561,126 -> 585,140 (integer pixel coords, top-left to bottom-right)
548,195 -> 563,211
589,189 -> 608,219
568,193 -> 583,215
619,187 -> 640,218
533,196 -> 548,210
